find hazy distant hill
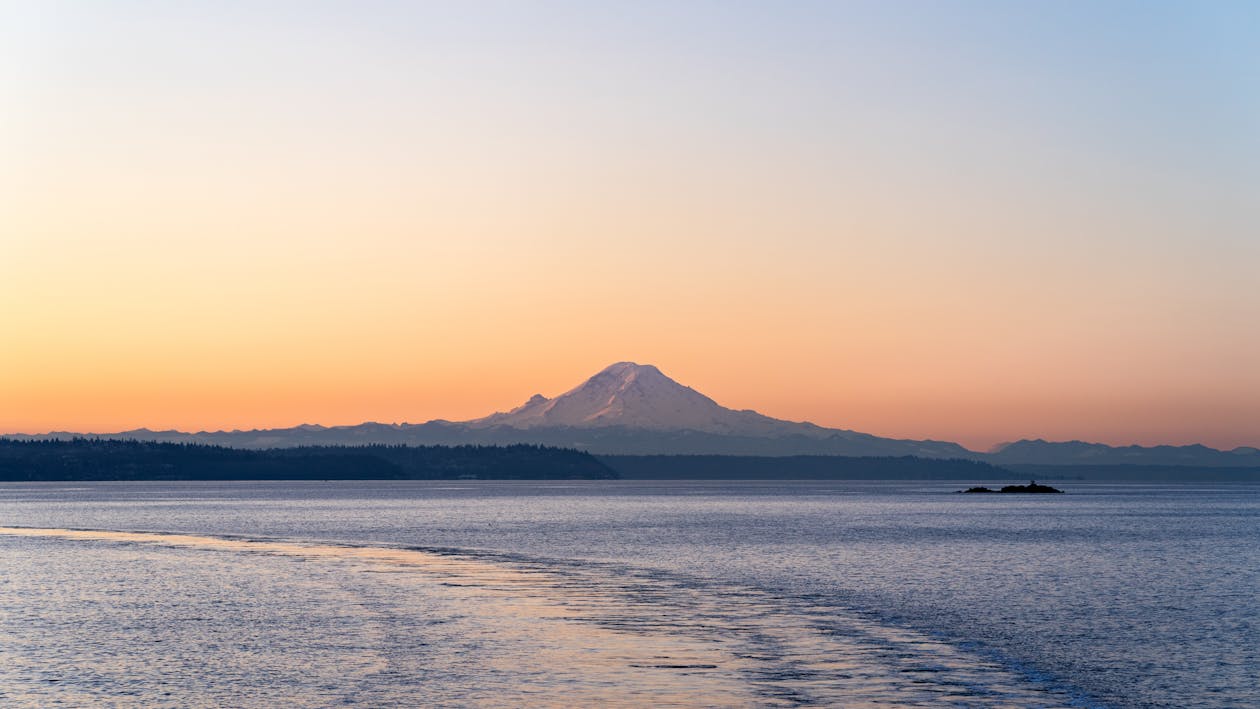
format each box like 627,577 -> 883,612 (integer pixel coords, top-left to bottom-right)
7,362 -> 1259,466
602,455 -> 1013,480
2,362 -> 962,458
988,439 -> 1260,467
4,363 -> 970,457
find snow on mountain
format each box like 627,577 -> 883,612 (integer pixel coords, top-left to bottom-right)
469,362 -> 843,437
5,362 -> 975,457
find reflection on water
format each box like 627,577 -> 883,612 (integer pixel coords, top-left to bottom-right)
4,480 -> 1258,707
0,526 -> 1072,707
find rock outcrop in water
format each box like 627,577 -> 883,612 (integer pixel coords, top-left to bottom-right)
961,480 -> 1063,494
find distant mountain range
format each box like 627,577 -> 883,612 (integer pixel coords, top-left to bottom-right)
986,438 -> 1260,467
8,362 -> 1259,466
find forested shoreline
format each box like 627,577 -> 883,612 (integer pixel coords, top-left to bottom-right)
0,439 -> 618,481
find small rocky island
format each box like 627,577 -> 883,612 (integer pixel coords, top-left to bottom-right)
961,480 -> 1064,494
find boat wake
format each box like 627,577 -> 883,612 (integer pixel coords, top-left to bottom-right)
0,526 -> 1079,707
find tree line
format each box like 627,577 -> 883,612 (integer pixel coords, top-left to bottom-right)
0,438 -> 619,481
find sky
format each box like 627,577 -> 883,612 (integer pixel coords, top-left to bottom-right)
3,1 -> 1258,451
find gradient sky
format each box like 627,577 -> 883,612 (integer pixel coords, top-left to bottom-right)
3,1 -> 1258,451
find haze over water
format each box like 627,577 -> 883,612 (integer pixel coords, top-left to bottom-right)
3,480 -> 1256,707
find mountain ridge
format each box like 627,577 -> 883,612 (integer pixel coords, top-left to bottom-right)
6,362 -> 1258,464
469,362 -> 838,436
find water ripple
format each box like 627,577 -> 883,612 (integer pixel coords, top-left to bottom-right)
0,526 -> 1077,707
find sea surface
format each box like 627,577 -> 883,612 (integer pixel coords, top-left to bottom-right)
1,480 -> 1256,707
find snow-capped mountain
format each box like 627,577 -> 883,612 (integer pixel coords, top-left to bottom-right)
467,362 -> 821,435
4,361 -> 974,456
460,362 -> 971,457
8,361 -> 1259,462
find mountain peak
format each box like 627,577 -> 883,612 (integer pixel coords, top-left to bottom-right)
597,361 -> 660,375
584,361 -> 671,392
468,361 -> 772,433
456,361 -> 971,457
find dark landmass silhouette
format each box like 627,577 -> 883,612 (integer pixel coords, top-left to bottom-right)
0,439 -> 1015,482
601,455 -> 1009,480
4,363 -> 1259,473
5,439 -> 1259,483
0,439 -> 617,481
986,439 -> 1260,467
961,481 -> 1064,494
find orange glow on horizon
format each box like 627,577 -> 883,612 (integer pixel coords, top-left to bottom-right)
4,3 -> 1258,451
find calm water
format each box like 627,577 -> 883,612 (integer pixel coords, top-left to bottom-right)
1,481 -> 1256,707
